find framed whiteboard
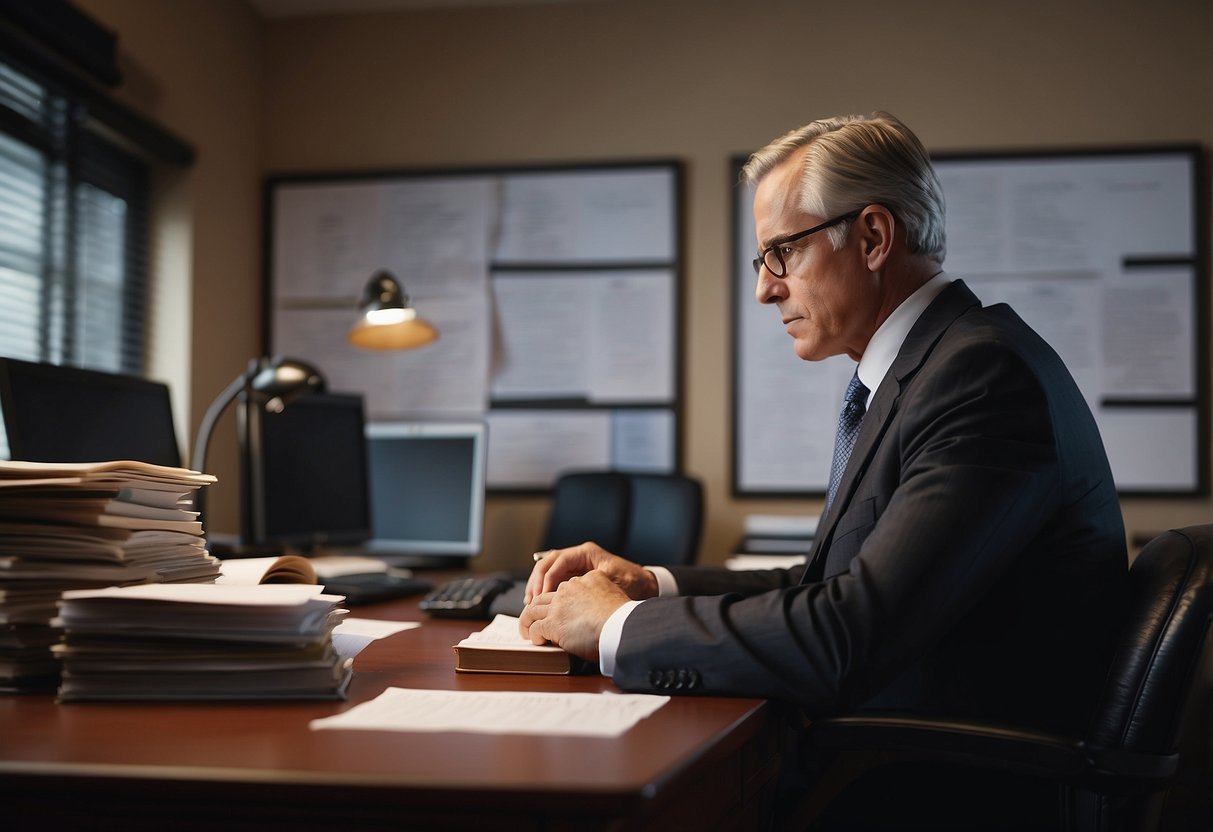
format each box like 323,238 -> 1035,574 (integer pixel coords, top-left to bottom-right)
731,146 -> 1207,497
265,161 -> 683,491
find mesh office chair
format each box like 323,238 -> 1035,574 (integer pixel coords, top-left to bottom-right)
621,472 -> 704,566
791,524 -> 1213,832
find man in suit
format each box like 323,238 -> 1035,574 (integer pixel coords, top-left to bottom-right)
519,113 -> 1126,740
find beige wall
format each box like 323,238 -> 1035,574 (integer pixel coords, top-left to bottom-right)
74,0 -> 1213,568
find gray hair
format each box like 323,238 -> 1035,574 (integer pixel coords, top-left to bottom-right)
741,112 -> 946,261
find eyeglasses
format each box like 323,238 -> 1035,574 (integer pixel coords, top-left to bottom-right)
752,210 -> 862,277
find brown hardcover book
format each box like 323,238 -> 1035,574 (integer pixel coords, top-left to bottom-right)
453,614 -> 573,675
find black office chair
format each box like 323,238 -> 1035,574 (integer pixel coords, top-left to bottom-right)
540,470 -> 631,553
621,472 -> 704,566
790,523 -> 1213,832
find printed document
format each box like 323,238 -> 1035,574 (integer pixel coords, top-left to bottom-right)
310,687 -> 669,737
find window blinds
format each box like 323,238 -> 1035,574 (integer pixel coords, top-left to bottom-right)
0,60 -> 148,376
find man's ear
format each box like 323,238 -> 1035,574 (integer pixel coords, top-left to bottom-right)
856,205 -> 895,271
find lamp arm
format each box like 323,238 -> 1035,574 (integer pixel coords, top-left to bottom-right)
190,373 -> 249,473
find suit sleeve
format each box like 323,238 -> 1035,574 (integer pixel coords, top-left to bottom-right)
666,564 -> 806,596
614,336 -> 1064,711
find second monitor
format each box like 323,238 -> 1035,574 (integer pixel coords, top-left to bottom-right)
363,421 -> 487,569
254,391 -> 486,570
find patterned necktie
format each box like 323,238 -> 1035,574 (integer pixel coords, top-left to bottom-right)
825,372 -> 869,510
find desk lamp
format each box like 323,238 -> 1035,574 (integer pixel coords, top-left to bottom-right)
347,269 -> 438,350
191,356 -> 326,551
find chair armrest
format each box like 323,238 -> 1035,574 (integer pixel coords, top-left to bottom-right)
809,714 -> 1180,784
809,713 -> 1087,779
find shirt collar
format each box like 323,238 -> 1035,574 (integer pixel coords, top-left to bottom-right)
856,272 -> 953,405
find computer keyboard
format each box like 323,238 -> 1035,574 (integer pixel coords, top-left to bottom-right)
419,575 -> 527,619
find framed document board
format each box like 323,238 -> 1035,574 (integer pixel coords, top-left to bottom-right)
266,161 -> 683,491
732,146 -> 1207,497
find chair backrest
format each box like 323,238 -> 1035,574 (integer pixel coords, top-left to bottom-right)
539,470 -> 704,565
541,471 -> 630,553
1088,524 -> 1213,757
622,472 -> 704,566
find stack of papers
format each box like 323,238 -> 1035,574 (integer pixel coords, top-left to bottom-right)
727,515 -> 816,571
55,583 -> 352,701
0,460 -> 220,692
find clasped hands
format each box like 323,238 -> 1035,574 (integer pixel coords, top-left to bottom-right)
518,542 -> 659,661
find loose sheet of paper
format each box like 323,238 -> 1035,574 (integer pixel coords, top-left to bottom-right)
309,687 -> 669,738
331,617 -> 421,660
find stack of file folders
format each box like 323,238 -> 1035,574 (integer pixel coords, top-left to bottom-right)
55,583 -> 352,701
0,459 -> 221,692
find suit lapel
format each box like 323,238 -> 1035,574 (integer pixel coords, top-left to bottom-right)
802,280 -> 981,582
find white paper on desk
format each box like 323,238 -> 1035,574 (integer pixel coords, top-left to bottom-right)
331,618 -> 421,660
308,555 -> 389,578
309,687 -> 669,738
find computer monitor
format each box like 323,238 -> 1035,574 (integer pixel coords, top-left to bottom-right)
252,392 -> 371,550
363,421 -> 487,567
0,357 -> 181,467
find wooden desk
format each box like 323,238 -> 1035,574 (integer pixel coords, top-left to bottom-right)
0,589 -> 781,831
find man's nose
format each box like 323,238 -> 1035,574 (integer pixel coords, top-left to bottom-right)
754,267 -> 786,305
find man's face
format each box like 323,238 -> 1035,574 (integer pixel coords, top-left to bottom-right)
752,154 -> 877,363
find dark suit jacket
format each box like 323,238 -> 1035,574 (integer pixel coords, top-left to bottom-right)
614,280 -> 1127,732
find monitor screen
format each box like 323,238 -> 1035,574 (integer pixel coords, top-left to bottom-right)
364,421 -> 487,565
254,392 -> 371,549
0,357 -> 181,467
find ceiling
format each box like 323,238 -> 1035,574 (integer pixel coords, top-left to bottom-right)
247,0 -> 603,17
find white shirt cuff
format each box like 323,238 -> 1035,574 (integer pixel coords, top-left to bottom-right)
648,565 -> 679,597
598,599 -> 641,677
597,566 -> 680,677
